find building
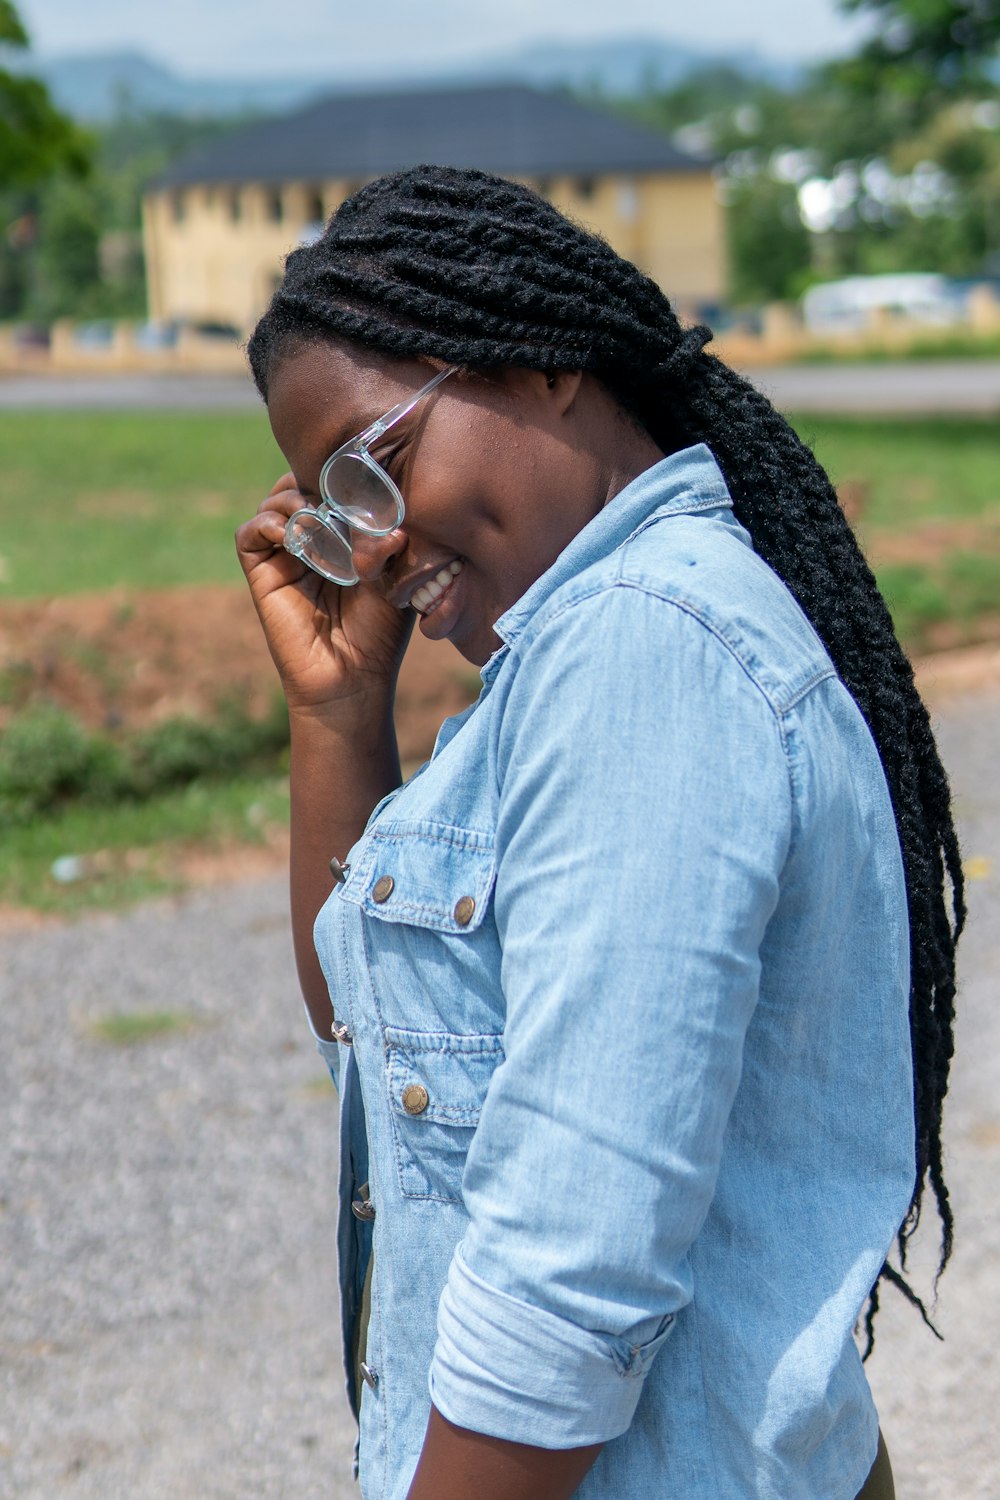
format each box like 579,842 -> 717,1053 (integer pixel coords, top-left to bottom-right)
143,83 -> 724,334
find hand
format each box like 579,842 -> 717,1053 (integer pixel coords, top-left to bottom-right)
235,473 -> 414,716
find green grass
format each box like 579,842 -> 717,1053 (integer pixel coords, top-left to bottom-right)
787,415 -> 1000,652
793,332 -> 1000,364
90,1010 -> 203,1045
0,772 -> 289,914
0,409 -> 994,602
878,552 -> 1000,653
0,410 -> 283,598
786,415 -> 999,528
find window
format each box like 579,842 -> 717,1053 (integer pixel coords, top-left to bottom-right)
617,178 -> 639,223
266,189 -> 284,223
228,190 -> 243,224
171,191 -> 186,223
306,188 -> 326,225
574,176 -> 596,200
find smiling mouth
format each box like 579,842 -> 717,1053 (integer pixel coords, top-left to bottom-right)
410,559 -> 464,616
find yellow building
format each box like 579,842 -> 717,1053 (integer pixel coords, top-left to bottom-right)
143,84 -> 724,334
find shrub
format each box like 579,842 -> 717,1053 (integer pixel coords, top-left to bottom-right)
0,695 -> 289,822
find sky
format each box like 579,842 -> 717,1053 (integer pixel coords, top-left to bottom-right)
15,0 -> 873,76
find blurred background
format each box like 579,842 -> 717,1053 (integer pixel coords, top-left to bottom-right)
0,2 -> 997,1497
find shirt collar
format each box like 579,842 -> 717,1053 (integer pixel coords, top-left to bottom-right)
482,444 -> 734,679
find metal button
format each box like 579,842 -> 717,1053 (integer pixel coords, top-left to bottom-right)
372,875 -> 395,903
351,1183 -> 376,1221
402,1083 -> 429,1116
329,856 -> 350,885
331,1017 -> 353,1045
360,1361 -> 379,1390
453,895 -> 476,927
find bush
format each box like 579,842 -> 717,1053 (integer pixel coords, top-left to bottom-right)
0,696 -> 289,822
0,704 -> 129,823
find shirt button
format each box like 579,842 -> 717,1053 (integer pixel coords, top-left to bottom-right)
331,1018 -> 353,1045
360,1361 -> 379,1390
329,856 -> 350,884
372,875 -> 395,903
351,1186 -> 376,1221
453,895 -> 476,926
402,1083 -> 429,1115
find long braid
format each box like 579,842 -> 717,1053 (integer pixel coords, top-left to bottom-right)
249,165 -> 964,1343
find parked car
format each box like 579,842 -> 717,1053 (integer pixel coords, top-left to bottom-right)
801,274 -> 966,333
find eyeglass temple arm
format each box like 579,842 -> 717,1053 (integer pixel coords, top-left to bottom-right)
358,365 -> 457,444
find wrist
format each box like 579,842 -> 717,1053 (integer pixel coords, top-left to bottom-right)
287,687 -> 396,742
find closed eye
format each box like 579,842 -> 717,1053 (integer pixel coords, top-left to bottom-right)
371,437 -> 406,479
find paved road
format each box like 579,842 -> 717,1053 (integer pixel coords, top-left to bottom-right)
2,361 -> 1000,413
1,690 -> 998,1499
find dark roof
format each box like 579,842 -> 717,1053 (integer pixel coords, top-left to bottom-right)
152,83 -> 708,188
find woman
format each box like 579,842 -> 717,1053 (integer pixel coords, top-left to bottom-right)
236,166 -> 963,1500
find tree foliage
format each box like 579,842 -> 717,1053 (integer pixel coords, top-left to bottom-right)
838,0 -> 1000,96
623,0 -> 1000,305
0,0 -> 90,186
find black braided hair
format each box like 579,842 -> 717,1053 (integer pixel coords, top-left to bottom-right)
249,165 -> 964,1348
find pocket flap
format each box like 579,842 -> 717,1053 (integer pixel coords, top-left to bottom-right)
341,819 -> 495,934
385,1026 -> 504,1125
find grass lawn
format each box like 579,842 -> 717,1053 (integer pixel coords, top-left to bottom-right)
790,414 -> 1000,651
788,414 -> 998,529
0,773 -> 289,915
1,407 -> 996,910
0,409 -> 283,597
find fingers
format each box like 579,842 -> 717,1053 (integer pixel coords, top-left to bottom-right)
257,477 -> 309,521
234,505 -> 303,591
238,475 -> 312,576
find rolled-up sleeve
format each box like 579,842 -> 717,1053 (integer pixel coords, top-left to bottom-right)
428,583 -> 794,1446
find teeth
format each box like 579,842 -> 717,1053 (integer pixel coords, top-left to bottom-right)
411,559 -> 463,615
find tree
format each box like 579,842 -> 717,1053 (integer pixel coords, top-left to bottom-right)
834,0 -> 1000,113
0,0 -> 90,186
724,171 -> 813,304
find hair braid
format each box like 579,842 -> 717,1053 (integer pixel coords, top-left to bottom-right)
249,164 -> 964,1345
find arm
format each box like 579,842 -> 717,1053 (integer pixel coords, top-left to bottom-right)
422,586 -> 792,1473
407,1407 -> 601,1500
235,474 -> 411,1036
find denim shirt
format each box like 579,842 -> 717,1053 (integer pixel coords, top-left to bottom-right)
310,445 -> 914,1500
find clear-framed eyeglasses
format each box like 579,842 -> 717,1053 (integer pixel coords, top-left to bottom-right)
283,365 -> 457,585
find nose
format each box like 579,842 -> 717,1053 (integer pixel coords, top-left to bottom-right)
350,527 -> 408,584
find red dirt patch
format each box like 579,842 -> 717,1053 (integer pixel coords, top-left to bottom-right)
0,583 -> 478,765
863,515 -> 1000,568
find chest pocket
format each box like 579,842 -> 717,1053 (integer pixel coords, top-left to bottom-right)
384,1025 -> 504,1202
339,819 -> 502,1202
346,816 -> 496,934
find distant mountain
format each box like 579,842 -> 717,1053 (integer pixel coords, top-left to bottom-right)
0,49 -> 329,120
0,37 -> 802,122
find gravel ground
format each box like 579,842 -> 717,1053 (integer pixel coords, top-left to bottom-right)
2,692 -> 997,1499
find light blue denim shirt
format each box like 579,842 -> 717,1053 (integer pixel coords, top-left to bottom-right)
311,444 -> 914,1500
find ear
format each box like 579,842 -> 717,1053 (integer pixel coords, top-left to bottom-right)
541,368 -> 584,416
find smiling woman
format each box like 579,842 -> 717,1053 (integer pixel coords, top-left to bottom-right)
234,166 -> 961,1500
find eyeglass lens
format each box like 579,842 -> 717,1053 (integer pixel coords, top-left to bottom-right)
322,452 -> 403,532
284,510 -> 358,585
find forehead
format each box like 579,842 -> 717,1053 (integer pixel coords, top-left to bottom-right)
266,340 -> 433,460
